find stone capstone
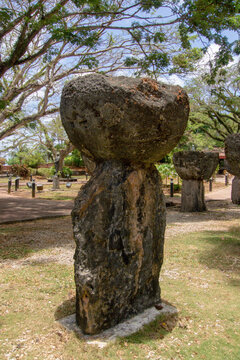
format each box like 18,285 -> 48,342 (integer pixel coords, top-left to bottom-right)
60,74 -> 189,163
173,151 -> 219,212
173,151 -> 219,180
60,74 -> 189,334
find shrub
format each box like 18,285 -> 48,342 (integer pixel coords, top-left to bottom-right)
174,183 -> 181,192
64,149 -> 84,167
61,166 -> 72,178
11,164 -> 30,178
49,166 -> 72,178
36,168 -> 52,178
29,168 -> 37,176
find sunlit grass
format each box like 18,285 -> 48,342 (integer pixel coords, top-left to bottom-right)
0,218 -> 239,359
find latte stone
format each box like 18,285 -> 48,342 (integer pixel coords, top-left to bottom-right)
60,74 -> 189,334
173,151 -> 219,212
225,134 -> 240,204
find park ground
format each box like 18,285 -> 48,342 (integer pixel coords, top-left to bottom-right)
0,176 -> 240,360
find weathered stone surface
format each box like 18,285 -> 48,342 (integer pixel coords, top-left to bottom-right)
181,180 -> 206,212
72,161 -> 165,334
81,150 -> 96,175
52,175 -> 60,190
60,74 -> 189,163
60,74 -> 189,335
225,134 -> 240,177
173,151 -> 218,212
231,176 -> 240,204
173,151 -> 219,180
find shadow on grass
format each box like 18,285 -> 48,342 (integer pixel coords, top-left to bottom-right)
55,297 -> 178,344
198,226 -> 240,277
0,217 -> 74,261
167,200 -> 240,225
55,296 -> 76,320
121,313 -> 178,345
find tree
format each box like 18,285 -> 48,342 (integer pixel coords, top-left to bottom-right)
187,61 -> 240,145
28,116 -> 75,174
0,0 -> 239,143
0,0 -> 238,77
7,116 -> 74,173
64,149 -> 84,167
7,144 -> 46,168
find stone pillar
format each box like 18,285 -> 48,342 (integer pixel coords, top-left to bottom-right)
181,179 -> 206,212
231,176 -> 240,204
52,175 -> 60,190
225,134 -> 240,204
60,74 -> 189,334
173,151 -> 219,212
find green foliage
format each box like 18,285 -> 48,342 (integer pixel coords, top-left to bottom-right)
171,48 -> 202,73
125,51 -> 170,75
26,153 -> 45,169
49,165 -> 72,178
51,28 -> 100,48
50,166 -> 57,176
139,0 -> 164,11
8,148 -> 45,168
0,6 -> 15,28
186,62 -> 240,145
156,163 -> 177,179
0,0 -> 240,143
177,120 -> 222,151
36,168 -> 52,178
64,149 -> 84,167
178,0 -> 239,72
61,166 -> 72,178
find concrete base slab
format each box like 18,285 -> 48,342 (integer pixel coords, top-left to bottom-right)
58,302 -> 178,348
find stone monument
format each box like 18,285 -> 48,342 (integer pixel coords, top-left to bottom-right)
52,152 -> 60,190
60,74 -> 189,334
173,151 -> 219,212
225,134 -> 240,204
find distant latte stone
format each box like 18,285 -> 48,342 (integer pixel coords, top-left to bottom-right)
173,151 -> 219,212
225,134 -> 240,204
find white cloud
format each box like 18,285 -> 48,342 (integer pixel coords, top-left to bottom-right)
198,43 -> 220,69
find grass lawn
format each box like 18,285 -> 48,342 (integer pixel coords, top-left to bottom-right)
0,215 -> 240,360
2,181 -> 85,201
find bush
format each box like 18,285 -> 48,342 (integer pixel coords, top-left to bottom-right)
11,164 -> 30,178
29,168 -> 37,176
61,166 -> 72,178
64,149 -> 84,167
174,183 -> 181,192
36,168 -> 52,178
49,166 -> 72,178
